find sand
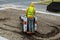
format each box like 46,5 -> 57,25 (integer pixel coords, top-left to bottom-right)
0,8 -> 60,40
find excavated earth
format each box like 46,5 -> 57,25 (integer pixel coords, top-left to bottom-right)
0,9 -> 60,40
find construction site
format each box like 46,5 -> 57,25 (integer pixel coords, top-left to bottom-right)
0,8 -> 60,40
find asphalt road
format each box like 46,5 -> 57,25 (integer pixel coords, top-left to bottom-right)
0,9 -> 60,40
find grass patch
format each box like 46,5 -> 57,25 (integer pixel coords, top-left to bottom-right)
35,0 -> 60,5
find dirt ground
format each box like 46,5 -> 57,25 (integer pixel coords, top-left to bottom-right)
0,9 -> 60,40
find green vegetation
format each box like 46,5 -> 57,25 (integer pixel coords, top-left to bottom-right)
36,0 -> 60,5
54,0 -> 60,2
37,0 -> 52,5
